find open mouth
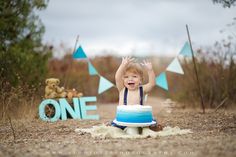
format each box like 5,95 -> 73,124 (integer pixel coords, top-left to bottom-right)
128,83 -> 135,86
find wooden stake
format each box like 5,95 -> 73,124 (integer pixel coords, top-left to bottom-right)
64,35 -> 80,88
186,25 -> 205,113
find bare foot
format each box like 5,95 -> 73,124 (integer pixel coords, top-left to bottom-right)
149,124 -> 164,132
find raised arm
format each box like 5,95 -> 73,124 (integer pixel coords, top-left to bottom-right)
142,60 -> 156,93
115,57 -> 135,91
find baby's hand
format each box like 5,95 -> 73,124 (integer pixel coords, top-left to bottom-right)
141,60 -> 153,71
121,56 -> 135,66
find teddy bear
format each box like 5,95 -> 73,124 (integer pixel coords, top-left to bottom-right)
66,88 -> 83,100
44,78 -> 67,99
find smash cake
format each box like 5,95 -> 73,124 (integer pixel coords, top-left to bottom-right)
113,105 -> 156,127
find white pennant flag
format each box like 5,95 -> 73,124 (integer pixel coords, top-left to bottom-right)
166,58 -> 184,75
98,76 -> 114,94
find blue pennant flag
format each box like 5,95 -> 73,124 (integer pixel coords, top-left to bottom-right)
179,42 -> 193,57
73,46 -> 87,59
155,72 -> 168,90
166,58 -> 184,75
88,62 -> 98,76
98,76 -> 114,94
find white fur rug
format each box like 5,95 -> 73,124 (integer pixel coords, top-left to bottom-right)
75,124 -> 192,139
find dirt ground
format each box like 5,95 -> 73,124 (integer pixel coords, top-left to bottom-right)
0,97 -> 236,157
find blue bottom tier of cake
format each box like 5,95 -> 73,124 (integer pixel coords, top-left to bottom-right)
116,110 -> 153,123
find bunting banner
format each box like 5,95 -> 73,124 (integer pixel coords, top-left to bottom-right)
98,76 -> 114,94
166,58 -> 184,75
88,61 -> 98,76
73,41 -> 192,93
73,46 -> 87,59
155,72 -> 168,90
73,45 -> 114,94
179,42 -> 192,57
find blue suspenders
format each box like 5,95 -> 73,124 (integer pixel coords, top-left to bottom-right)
123,86 -> 143,105
140,86 -> 143,105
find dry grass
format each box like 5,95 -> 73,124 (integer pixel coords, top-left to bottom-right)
0,85 -> 42,121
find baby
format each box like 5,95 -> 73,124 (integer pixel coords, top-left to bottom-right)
116,57 -> 155,105
110,56 -> 162,131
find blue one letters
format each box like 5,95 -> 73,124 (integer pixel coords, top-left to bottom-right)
38,97 -> 99,122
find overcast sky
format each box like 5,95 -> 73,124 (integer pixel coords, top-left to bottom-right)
38,0 -> 236,57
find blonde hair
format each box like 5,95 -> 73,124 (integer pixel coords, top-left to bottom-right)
124,63 -> 143,80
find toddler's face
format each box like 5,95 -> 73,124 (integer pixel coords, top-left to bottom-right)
123,71 -> 142,90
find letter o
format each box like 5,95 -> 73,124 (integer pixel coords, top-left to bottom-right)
39,99 -> 61,122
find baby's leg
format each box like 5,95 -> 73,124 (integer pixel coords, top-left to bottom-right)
111,121 -> 127,130
105,121 -> 127,130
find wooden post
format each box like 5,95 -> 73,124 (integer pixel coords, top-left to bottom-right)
64,35 -> 80,88
186,25 -> 205,113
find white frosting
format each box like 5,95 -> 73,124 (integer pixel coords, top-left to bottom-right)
117,105 -> 152,112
